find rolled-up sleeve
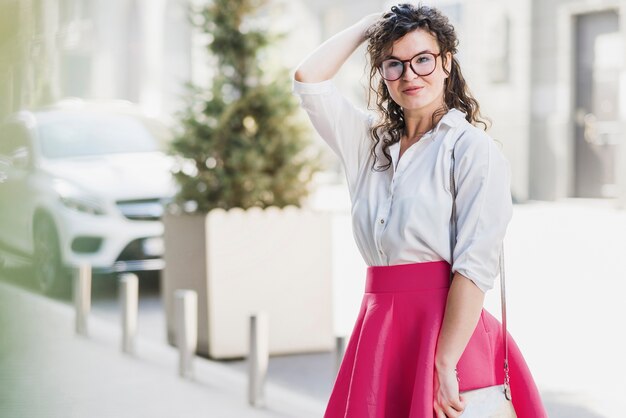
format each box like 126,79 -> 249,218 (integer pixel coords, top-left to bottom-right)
451,130 -> 513,293
292,79 -> 372,193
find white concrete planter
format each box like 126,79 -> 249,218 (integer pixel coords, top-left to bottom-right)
162,206 -> 335,359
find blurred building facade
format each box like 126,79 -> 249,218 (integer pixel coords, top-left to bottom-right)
0,0 -> 194,122
2,0 -> 626,205
468,0 -> 626,203
527,0 -> 626,203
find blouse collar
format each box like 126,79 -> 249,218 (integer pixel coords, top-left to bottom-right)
428,108 -> 467,137
382,108 -> 468,153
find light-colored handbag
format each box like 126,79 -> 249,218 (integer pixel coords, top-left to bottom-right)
449,138 -> 517,418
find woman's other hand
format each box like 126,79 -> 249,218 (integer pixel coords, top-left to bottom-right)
434,365 -> 466,417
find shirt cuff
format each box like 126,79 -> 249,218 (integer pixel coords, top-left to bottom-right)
292,78 -> 336,95
453,266 -> 495,294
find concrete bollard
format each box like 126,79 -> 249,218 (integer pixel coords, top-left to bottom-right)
73,264 -> 91,336
334,335 -> 347,376
175,289 -> 197,379
248,312 -> 269,408
119,273 -> 139,354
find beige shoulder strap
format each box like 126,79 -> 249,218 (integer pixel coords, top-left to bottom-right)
449,137 -> 512,400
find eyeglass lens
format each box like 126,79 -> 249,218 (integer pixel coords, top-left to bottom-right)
381,53 -> 436,80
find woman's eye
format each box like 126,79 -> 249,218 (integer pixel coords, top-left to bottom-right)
415,55 -> 432,64
386,61 -> 402,68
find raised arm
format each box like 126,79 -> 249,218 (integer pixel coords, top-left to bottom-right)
294,13 -> 381,83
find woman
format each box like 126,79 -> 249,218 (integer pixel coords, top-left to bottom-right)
293,4 -> 547,418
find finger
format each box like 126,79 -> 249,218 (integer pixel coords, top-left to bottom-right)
435,408 -> 447,418
449,395 -> 466,412
457,394 -> 467,409
443,404 -> 462,418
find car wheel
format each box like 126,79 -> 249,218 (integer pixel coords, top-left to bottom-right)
33,216 -> 69,297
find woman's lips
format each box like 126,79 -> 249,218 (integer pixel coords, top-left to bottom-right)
402,86 -> 423,95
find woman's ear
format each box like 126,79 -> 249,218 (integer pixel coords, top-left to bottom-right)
446,52 -> 453,74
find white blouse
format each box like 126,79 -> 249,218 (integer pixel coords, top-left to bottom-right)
293,79 -> 513,293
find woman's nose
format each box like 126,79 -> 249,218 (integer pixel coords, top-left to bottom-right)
401,62 -> 419,80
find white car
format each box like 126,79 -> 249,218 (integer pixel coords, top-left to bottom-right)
0,99 -> 177,296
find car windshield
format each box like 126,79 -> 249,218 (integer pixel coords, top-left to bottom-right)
36,111 -> 163,159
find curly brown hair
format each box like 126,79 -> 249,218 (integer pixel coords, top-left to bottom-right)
366,3 -> 489,171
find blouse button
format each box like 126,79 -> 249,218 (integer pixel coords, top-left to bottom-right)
380,219 -> 385,224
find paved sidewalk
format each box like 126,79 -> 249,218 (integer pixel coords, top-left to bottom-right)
0,280 -> 325,418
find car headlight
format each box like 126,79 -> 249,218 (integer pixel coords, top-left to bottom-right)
53,179 -> 107,216
59,196 -> 107,215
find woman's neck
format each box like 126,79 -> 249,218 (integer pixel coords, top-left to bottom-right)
402,102 -> 447,140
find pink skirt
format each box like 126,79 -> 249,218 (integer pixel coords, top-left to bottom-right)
324,261 -> 547,418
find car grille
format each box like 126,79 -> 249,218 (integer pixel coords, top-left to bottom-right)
116,198 -> 166,221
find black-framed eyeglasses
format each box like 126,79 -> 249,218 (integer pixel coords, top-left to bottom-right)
378,52 -> 441,81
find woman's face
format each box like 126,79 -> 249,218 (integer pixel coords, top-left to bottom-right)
382,29 -> 451,118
